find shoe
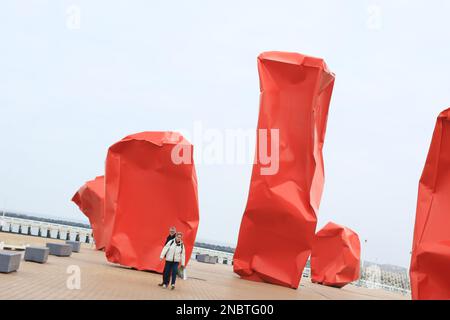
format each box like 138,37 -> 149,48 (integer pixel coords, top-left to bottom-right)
158,283 -> 164,287
162,284 -> 167,289
171,285 -> 175,290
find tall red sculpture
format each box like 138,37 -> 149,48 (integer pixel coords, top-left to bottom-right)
311,222 -> 360,288
234,52 -> 335,288
410,108 -> 450,300
103,132 -> 199,272
72,176 -> 106,250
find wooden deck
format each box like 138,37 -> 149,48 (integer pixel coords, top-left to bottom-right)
0,232 -> 409,300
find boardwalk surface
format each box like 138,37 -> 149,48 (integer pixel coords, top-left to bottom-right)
0,232 -> 409,300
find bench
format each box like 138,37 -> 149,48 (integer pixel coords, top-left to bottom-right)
24,246 -> 49,263
65,240 -> 81,253
196,254 -> 218,264
0,251 -> 21,273
46,243 -> 72,257
1,244 -> 26,251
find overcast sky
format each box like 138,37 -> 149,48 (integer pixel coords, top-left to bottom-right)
1,1 -> 449,267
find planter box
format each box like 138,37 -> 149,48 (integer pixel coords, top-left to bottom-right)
46,243 -> 72,257
0,251 -> 21,273
24,246 -> 49,263
65,240 -> 81,253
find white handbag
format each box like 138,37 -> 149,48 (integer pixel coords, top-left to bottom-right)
178,266 -> 188,280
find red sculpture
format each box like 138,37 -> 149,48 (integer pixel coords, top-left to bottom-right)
233,52 -> 335,289
410,108 -> 450,300
311,222 -> 361,287
72,176 -> 106,250
103,132 -> 199,272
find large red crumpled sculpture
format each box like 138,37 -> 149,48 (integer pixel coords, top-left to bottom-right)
410,108 -> 450,300
233,52 -> 335,289
103,132 -> 199,272
311,222 -> 360,288
72,176 -> 106,250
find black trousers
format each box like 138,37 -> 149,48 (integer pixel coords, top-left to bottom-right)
162,261 -> 179,286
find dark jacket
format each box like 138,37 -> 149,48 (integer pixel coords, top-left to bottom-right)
165,234 -> 176,245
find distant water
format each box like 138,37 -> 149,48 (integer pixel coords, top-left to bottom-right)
1,210 -> 90,228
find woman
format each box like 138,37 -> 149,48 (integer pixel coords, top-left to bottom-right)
159,232 -> 186,290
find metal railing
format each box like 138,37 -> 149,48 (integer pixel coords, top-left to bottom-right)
353,279 -> 411,296
0,216 -> 92,243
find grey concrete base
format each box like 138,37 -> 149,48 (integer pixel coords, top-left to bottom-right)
0,251 -> 22,273
46,243 -> 72,257
196,254 -> 218,264
24,246 -> 49,263
65,240 -> 81,253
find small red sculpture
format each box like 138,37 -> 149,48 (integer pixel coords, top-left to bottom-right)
311,222 -> 361,288
72,176 -> 106,250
